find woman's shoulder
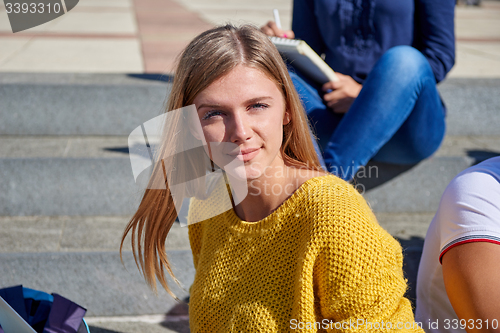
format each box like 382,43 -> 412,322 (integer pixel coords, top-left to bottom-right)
294,171 -> 366,206
291,168 -> 346,191
301,175 -> 400,262
294,172 -> 380,231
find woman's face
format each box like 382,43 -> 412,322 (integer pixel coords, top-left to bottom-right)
193,65 -> 290,180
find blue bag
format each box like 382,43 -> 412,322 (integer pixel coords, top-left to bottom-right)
0,285 -> 89,333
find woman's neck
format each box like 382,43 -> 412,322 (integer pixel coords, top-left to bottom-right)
232,164 -> 327,222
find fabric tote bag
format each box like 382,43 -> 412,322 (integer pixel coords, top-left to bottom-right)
0,285 -> 89,333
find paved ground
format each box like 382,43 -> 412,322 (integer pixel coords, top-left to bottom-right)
0,0 -> 499,76
1,1 -> 500,332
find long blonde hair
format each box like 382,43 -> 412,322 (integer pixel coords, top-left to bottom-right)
121,24 -> 323,296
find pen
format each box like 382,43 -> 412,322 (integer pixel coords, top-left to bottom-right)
273,9 -> 282,30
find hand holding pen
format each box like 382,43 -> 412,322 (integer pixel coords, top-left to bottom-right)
260,9 -> 295,39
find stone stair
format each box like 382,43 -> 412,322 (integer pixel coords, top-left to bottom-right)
0,73 -> 192,332
0,73 -> 499,330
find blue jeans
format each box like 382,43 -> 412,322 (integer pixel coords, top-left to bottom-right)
291,46 -> 446,180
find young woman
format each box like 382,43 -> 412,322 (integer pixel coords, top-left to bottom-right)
122,25 -> 423,332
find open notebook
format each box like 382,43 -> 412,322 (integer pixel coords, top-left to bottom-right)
270,36 -> 338,84
0,295 -> 37,333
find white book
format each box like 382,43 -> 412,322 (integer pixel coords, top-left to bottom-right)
270,37 -> 338,84
0,296 -> 37,333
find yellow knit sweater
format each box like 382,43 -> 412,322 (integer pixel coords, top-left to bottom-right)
187,175 -> 423,332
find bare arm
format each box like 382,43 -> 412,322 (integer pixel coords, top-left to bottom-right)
442,242 -> 500,333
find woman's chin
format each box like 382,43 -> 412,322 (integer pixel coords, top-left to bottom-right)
224,164 -> 261,182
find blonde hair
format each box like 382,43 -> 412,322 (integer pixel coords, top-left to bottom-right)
121,24 -> 323,297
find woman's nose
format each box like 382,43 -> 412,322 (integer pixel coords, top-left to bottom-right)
228,112 -> 252,143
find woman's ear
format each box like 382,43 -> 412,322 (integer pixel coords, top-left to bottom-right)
283,109 -> 291,125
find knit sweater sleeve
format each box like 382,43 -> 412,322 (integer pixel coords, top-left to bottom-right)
314,182 -> 423,332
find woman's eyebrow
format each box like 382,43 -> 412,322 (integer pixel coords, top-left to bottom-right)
244,96 -> 273,104
197,103 -> 221,110
197,96 -> 274,111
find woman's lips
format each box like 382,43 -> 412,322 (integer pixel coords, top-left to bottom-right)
231,148 -> 260,162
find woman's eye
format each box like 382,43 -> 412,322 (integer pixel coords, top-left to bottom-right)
250,103 -> 269,110
202,110 -> 223,120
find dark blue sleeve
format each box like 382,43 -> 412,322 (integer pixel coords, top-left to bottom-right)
413,0 -> 455,83
292,0 -> 326,55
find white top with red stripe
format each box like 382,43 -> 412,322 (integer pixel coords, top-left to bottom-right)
415,156 -> 500,332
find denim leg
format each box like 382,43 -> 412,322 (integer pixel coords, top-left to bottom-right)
371,71 -> 446,164
319,46 -> 445,180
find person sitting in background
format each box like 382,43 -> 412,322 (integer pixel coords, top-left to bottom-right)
416,156 -> 500,332
262,0 -> 455,180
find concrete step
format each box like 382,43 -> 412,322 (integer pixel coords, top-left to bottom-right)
0,73 -> 170,136
0,212 -> 428,321
0,156 -> 140,216
0,134 -> 138,216
85,318 -> 190,333
439,78 -> 500,136
0,218 -> 192,319
0,212 -> 428,252
1,135 -> 499,215
0,216 -> 193,319
0,216 -> 191,253
0,74 -> 499,136
359,136 -> 500,212
359,156 -> 474,212
0,250 -> 194,317
0,213 -> 429,252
